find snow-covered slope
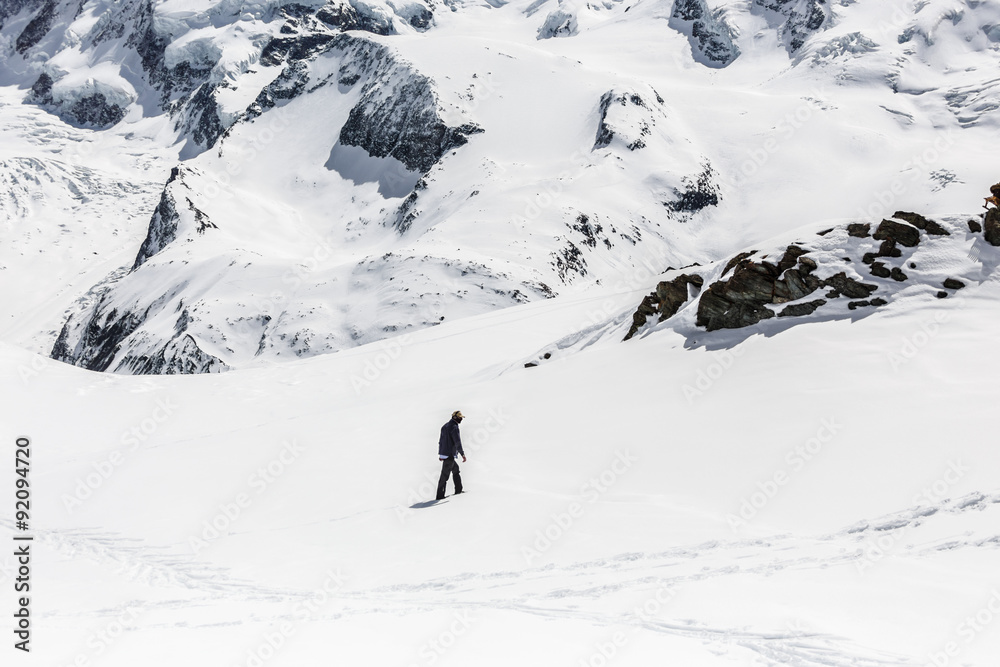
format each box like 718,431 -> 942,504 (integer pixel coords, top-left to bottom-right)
2,0 -> 999,372
3,255 -> 1000,664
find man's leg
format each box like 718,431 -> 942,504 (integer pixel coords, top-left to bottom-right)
452,460 -> 463,494
436,458 -> 453,500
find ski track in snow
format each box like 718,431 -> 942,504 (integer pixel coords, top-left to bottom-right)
6,490 -> 998,665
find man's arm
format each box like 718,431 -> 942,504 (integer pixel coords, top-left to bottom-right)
455,424 -> 466,462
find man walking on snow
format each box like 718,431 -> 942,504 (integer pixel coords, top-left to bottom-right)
436,410 -> 466,500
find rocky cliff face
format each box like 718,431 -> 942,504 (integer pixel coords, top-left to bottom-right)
753,0 -> 830,53
670,0 -> 741,68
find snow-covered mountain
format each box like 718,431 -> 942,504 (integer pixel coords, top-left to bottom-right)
2,0 -> 999,372
3,2 -> 1000,665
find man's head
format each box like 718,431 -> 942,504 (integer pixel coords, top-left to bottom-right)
452,410 -> 464,423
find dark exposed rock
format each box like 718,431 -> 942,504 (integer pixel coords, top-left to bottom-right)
722,251 -> 755,277
984,208 -> 1000,246
338,45 -> 484,174
969,219 -> 983,233
69,93 -> 126,128
552,241 -> 587,283
893,211 -> 950,236
753,0 -> 829,53
778,299 -> 826,317
878,239 -> 902,257
624,273 -> 704,340
862,253 -> 875,265
936,291 -> 949,299
52,305 -> 146,372
848,300 -> 871,310
594,90 -> 651,150
27,72 -> 53,105
15,0 -> 56,54
817,227 -> 834,236
871,297 -> 888,306
669,0 -> 741,68
133,167 -> 182,270
261,33 -> 339,66
873,219 -> 921,247
943,278 -> 966,290
847,222 -> 871,238
664,165 -> 720,215
870,262 -> 891,278
524,362 -> 538,368
695,247 -> 824,331
822,272 -> 878,299
890,267 -> 907,282
316,2 -> 395,35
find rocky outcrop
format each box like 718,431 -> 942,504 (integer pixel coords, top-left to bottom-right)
984,208 -> 1000,246
872,219 -> 921,247
336,36 -> 483,174
593,87 -> 672,153
664,165 -> 720,216
52,295 -> 226,374
624,273 -> 704,340
537,9 -> 577,40
892,211 -> 950,236
669,0 -> 741,68
696,245 -> 833,331
132,167 -> 183,270
15,0 -> 56,53
26,72 -> 128,129
753,0 -> 829,53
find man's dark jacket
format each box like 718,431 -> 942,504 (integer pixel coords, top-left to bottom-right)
438,418 -> 465,458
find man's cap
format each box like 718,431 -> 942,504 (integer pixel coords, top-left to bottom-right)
452,410 -> 464,419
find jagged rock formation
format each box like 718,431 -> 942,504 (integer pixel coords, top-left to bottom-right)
753,0 -> 829,53
697,245 -> 837,330
669,0 -> 741,68
620,210 -> 977,339
537,9 -> 578,40
625,273 -> 704,340
594,89 -> 665,151
985,208 -> 1000,246
337,37 -> 484,174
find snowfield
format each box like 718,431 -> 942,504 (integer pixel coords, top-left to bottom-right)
1,0 -> 999,664
4,270 -> 1000,665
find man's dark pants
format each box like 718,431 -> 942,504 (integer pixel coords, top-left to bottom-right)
436,457 -> 462,499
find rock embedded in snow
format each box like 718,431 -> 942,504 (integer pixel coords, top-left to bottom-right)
669,0 -> 741,68
624,273 -> 704,340
873,219 -> 921,247
984,208 -> 1000,246
753,0 -> 830,53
